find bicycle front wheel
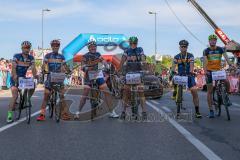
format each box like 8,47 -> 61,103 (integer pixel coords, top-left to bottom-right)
17,92 -> 24,120
213,87 -> 221,117
55,95 -> 61,123
220,85 -> 231,121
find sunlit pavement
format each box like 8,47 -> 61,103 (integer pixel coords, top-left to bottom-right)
0,86 -> 240,160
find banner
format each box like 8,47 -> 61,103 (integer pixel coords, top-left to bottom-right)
62,33 -> 129,64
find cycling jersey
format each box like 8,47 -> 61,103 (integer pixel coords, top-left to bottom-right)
82,52 -> 103,71
82,52 -> 105,86
12,53 -> 35,77
203,46 -> 225,71
44,52 -> 65,90
44,52 -> 65,73
173,52 -> 194,75
123,47 -> 144,62
123,47 -> 145,73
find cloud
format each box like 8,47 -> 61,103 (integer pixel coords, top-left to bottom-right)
0,0 -> 239,29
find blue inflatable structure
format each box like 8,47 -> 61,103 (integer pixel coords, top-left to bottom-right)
62,33 -> 129,66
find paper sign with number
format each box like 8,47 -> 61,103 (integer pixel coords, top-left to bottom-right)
125,73 -> 141,85
173,76 -> 188,85
50,72 -> 66,83
88,71 -> 104,80
18,78 -> 35,89
212,70 -> 226,81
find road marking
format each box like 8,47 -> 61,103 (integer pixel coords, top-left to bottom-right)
151,100 -> 159,105
162,106 -> 171,112
0,86 -> 72,133
0,107 -> 48,133
232,103 -> 240,108
147,101 -> 222,160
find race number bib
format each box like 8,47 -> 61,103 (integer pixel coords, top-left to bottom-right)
212,70 -> 226,81
50,72 -> 66,83
88,70 -> 104,80
173,76 -> 188,85
18,77 -> 35,89
125,73 -> 141,85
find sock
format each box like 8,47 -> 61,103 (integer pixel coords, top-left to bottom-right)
195,106 -> 199,113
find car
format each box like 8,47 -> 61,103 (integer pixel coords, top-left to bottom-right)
142,73 -> 163,99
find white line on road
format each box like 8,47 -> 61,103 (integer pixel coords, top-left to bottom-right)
0,107 -> 47,133
146,101 -> 222,160
232,103 -> 240,107
0,86 -> 73,133
151,100 -> 159,105
162,106 -> 171,112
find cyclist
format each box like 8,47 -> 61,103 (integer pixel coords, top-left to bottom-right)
7,41 -> 37,123
171,40 -> 202,118
203,34 -> 234,118
77,41 -> 119,118
119,36 -> 147,120
37,39 -> 70,121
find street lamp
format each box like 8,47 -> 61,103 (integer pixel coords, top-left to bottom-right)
148,11 -> 157,64
42,9 -> 51,61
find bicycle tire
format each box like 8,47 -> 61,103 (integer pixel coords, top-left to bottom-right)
213,87 -> 221,117
131,86 -> 138,118
17,91 -> 24,120
54,92 -> 61,123
220,86 -> 231,121
26,103 -> 31,124
49,96 -> 54,118
176,85 -> 183,115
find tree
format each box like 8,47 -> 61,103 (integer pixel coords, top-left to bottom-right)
195,57 -> 202,68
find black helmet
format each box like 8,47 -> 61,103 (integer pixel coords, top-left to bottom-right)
50,39 -> 60,46
21,41 -> 32,48
179,40 -> 189,46
87,41 -> 97,48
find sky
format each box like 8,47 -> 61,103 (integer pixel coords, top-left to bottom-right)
0,0 -> 240,59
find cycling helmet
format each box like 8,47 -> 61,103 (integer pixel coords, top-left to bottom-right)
129,36 -> 138,43
50,39 -> 60,46
87,41 -> 97,48
179,40 -> 189,46
208,34 -> 218,40
21,41 -> 32,48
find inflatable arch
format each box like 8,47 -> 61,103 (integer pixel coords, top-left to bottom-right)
62,33 -> 129,66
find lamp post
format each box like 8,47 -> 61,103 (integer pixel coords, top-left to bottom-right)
42,9 -> 51,61
148,11 -> 157,64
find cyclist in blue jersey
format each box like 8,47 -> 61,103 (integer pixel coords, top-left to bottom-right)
7,41 -> 37,123
171,40 -> 202,118
119,36 -> 147,120
76,41 -> 119,118
37,39 -> 71,121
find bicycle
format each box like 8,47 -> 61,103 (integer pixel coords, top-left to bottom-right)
173,74 -> 188,118
87,66 -> 107,120
121,62 -> 145,120
15,77 -> 36,124
213,78 -> 231,121
47,72 -> 66,123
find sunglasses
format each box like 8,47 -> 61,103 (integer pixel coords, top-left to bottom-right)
130,43 -> 137,45
22,46 -> 31,49
180,46 -> 188,48
51,44 -> 60,47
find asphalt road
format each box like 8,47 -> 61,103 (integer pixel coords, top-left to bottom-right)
0,86 -> 240,160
